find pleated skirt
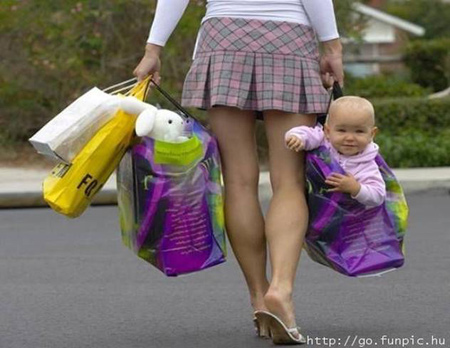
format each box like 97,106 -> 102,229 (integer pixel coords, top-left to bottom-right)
181,17 -> 330,115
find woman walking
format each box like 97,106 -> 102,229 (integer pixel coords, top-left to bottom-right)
134,0 -> 343,344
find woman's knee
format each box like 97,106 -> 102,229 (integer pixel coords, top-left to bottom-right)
269,169 -> 306,194
266,139 -> 307,193
223,166 -> 260,193
262,110 -> 314,194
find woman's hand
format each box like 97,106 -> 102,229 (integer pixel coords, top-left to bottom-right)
320,38 -> 344,89
133,43 -> 162,82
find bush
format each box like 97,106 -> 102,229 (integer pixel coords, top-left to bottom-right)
367,97 -> 450,167
0,0 -> 361,147
0,0 -> 205,144
2,1 -> 447,168
404,39 -> 450,92
376,130 -> 450,168
253,97 -> 450,168
372,97 -> 450,134
344,75 -> 430,98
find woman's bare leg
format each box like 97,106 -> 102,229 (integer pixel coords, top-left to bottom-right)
263,110 -> 316,328
208,106 -> 270,311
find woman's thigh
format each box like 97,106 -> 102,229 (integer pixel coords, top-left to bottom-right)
208,106 -> 260,189
263,110 -> 316,190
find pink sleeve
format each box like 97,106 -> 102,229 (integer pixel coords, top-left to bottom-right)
285,125 -> 325,151
352,162 -> 386,207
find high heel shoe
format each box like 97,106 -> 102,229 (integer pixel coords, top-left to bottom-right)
254,310 -> 306,345
253,312 -> 271,339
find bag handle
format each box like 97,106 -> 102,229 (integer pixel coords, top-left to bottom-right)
331,81 -> 343,100
318,81 -> 343,125
104,77 -> 138,94
149,78 -> 198,122
103,77 -> 152,102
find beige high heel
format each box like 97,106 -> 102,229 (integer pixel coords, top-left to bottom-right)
253,312 -> 271,339
254,311 -> 306,345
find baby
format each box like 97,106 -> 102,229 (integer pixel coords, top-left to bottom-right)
285,96 -> 386,207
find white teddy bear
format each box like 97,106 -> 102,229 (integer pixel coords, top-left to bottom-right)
120,96 -> 189,143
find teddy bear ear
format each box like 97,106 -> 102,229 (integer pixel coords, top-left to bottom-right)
135,108 -> 157,137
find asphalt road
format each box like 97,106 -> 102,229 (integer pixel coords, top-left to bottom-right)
1,190 -> 449,348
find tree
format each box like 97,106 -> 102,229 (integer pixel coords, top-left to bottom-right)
386,0 -> 450,39
335,0 -> 365,40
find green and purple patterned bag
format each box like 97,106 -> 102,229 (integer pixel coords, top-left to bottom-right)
117,120 -> 226,276
304,146 -> 408,277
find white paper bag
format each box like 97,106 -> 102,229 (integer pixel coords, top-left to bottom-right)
29,87 -> 120,163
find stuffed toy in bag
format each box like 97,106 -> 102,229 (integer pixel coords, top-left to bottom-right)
117,97 -> 226,276
120,97 -> 189,143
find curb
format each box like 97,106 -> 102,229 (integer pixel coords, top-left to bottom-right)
0,189 -> 118,209
1,170 -> 450,209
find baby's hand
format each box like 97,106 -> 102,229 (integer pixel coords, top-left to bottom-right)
286,135 -> 304,152
325,172 -> 361,196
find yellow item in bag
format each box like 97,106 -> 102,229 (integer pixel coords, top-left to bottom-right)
43,78 -> 150,218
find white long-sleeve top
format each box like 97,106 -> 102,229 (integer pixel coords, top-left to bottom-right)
147,0 -> 339,47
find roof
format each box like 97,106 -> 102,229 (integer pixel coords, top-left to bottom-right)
354,3 -> 425,36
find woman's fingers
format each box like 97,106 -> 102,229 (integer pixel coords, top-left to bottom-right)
152,71 -> 161,84
133,55 -> 161,82
320,54 -> 344,88
321,72 -> 334,89
133,60 -> 148,81
329,56 -> 344,88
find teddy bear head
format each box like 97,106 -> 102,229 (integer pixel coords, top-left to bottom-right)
120,96 -> 189,143
135,108 -> 189,143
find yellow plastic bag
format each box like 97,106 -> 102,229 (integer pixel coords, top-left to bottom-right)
43,78 -> 150,218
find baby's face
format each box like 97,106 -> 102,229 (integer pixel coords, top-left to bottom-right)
324,106 -> 377,156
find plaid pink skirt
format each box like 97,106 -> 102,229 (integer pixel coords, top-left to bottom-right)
181,17 -> 330,115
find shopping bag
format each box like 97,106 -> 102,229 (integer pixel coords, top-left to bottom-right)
117,87 -> 227,276
43,78 -> 151,218
29,87 -> 120,163
303,146 -> 408,277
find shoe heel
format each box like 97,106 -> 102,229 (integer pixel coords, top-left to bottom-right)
255,311 -> 305,345
253,316 -> 271,339
258,316 -> 271,339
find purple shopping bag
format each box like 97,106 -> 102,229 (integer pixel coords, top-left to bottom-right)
117,120 -> 227,276
304,146 -> 408,277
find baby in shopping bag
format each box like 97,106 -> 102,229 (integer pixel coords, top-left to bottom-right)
285,96 -> 385,207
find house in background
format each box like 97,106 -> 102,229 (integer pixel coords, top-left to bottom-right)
344,3 -> 425,77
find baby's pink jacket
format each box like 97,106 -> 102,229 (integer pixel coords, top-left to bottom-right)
285,125 -> 386,207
